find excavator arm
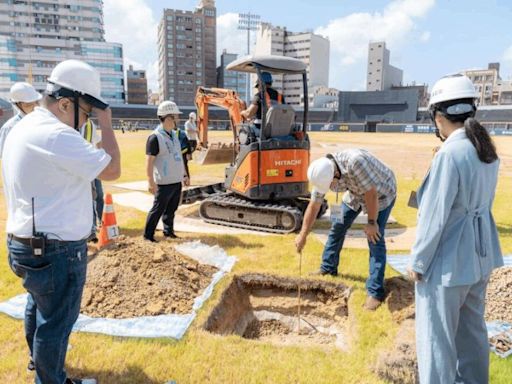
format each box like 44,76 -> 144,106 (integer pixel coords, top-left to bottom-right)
194,87 -> 246,165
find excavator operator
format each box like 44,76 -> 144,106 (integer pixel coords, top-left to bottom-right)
240,71 -> 285,137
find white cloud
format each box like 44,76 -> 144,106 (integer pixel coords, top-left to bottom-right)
420,31 -> 431,43
103,0 -> 159,92
504,46 -> 512,63
216,12 -> 257,63
315,0 -> 436,90
502,46 -> 512,80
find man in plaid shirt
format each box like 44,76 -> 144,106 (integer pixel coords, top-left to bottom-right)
295,149 -> 396,310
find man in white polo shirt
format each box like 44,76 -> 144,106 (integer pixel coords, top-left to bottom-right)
2,60 -> 120,384
0,82 -> 42,158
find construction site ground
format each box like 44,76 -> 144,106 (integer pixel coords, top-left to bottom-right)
0,131 -> 511,383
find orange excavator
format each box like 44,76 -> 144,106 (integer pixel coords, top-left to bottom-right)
194,86 -> 245,165
183,55 -> 326,233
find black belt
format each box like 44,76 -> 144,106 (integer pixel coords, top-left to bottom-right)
8,234 -> 63,246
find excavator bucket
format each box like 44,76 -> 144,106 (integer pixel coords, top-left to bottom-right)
195,142 -> 234,165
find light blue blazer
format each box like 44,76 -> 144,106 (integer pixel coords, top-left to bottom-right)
411,128 -> 503,287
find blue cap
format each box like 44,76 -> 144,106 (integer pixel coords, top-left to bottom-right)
255,72 -> 273,87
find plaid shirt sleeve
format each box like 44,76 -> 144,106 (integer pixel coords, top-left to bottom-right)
310,187 -> 325,203
350,156 -> 378,193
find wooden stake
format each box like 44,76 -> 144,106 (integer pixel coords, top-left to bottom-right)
297,250 -> 302,333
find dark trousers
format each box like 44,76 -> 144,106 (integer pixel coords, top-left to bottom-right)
182,155 -> 190,178
144,182 -> 182,239
189,140 -> 197,153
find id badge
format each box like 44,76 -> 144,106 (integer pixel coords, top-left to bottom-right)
173,151 -> 182,162
330,203 -> 344,224
330,190 -> 344,224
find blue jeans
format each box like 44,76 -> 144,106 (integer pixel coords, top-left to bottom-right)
8,237 -> 88,384
320,199 -> 395,300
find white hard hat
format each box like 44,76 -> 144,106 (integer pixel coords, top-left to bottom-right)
157,100 -> 181,117
307,157 -> 334,194
429,74 -> 478,107
189,112 -> 196,119
9,82 -> 42,103
47,59 -> 108,109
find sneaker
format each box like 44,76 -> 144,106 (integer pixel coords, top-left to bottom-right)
363,295 -> 383,311
65,379 -> 97,384
143,236 -> 158,243
27,358 -> 35,372
163,232 -> 179,239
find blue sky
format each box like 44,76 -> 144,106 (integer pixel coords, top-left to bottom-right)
104,0 -> 512,92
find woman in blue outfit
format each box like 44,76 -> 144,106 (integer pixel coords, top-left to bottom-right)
408,74 -> 503,384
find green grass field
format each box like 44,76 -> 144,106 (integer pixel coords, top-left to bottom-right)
0,131 -> 510,383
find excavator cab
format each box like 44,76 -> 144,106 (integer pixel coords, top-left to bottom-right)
190,55 -> 321,233
222,55 -> 310,202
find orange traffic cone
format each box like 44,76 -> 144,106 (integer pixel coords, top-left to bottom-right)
98,193 -> 119,248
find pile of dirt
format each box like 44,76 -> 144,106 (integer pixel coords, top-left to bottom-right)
375,277 -> 418,383
375,319 -> 418,384
385,276 -> 415,322
375,267 -> 512,384
486,267 -> 512,323
81,237 -> 218,318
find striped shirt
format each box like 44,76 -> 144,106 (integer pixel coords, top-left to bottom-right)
311,149 -> 396,212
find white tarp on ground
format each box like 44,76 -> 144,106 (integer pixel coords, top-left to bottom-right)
0,241 -> 236,340
387,253 -> 512,357
387,254 -> 512,276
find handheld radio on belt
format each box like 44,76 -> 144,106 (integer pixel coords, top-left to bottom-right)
30,197 -> 45,257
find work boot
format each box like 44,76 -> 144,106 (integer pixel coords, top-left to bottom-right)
363,295 -> 383,311
143,236 -> 158,243
164,232 -> 179,239
309,269 -> 337,277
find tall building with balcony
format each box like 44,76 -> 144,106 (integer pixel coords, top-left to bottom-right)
126,65 -> 148,105
216,50 -> 247,100
253,23 -> 330,106
461,63 -> 501,106
157,0 -> 216,106
0,0 -> 125,104
366,41 -> 403,91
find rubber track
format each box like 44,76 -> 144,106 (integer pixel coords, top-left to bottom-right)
199,193 -> 303,234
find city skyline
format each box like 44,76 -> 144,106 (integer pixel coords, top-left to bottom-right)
104,0 -> 512,94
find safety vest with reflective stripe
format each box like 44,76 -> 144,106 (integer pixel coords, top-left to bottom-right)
82,119 -> 93,143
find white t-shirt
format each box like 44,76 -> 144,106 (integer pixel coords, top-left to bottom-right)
184,120 -> 198,141
2,107 -> 111,240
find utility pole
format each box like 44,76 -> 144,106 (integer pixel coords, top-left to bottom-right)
238,12 -> 260,104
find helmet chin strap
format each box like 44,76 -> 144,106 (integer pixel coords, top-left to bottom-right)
73,93 -> 79,131
431,110 -> 446,143
434,127 -> 446,142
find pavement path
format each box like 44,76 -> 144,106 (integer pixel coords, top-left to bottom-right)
112,181 -> 412,249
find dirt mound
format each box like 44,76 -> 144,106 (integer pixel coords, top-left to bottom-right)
486,267 -> 512,323
375,319 -> 418,384
375,267 -> 512,383
385,276 -> 415,323
81,237 -> 218,318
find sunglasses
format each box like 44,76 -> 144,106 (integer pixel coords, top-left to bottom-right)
78,104 -> 92,119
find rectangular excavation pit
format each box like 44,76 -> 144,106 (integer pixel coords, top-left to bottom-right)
204,273 -> 352,350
